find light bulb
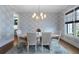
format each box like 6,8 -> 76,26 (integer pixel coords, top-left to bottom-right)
32,13 -> 36,18
34,13 -> 36,16
36,16 -> 39,20
32,15 -> 34,18
44,14 -> 46,18
40,12 -> 43,16
41,16 -> 44,20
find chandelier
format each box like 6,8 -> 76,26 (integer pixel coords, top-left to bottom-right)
32,6 -> 47,20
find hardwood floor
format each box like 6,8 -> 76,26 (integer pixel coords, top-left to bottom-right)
60,39 -> 79,54
13,37 -> 79,54
1,36 -> 79,54
0,41 -> 13,54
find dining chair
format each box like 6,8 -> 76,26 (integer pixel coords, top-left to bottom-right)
42,32 -> 51,52
50,33 -> 61,54
16,30 -> 27,53
27,33 -> 37,53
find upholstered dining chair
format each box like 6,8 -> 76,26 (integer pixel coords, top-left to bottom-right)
27,33 -> 37,53
16,30 -> 27,53
50,33 -> 61,54
42,32 -> 51,52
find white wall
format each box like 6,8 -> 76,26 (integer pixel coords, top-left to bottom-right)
56,12 -> 65,34
0,6 -> 14,42
18,12 -> 60,35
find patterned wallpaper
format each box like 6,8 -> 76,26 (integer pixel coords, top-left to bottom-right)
18,12 -> 60,35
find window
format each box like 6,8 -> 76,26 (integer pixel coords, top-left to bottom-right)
76,23 -> 79,37
65,7 -> 79,37
75,8 -> 79,37
76,8 -> 79,20
65,10 -> 74,35
68,23 -> 73,35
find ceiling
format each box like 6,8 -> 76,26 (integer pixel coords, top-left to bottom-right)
8,5 -> 76,13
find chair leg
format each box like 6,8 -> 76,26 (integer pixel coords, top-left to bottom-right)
42,45 -> 43,53
35,45 -> 37,52
27,45 -> 29,53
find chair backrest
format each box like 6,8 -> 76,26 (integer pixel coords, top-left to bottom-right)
50,33 -> 62,53
16,30 -> 22,37
27,33 -> 36,45
42,32 -> 51,45
58,33 -> 61,43
51,32 -> 61,42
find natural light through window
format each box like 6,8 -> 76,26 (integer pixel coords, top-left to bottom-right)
65,7 -> 79,37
